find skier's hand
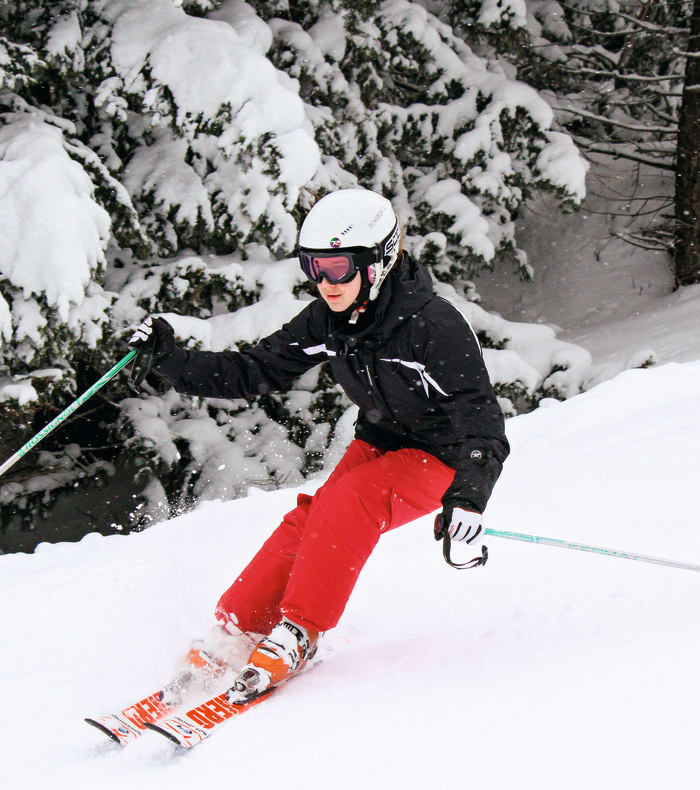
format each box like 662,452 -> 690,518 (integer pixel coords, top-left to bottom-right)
128,315 -> 174,350
127,316 -> 175,390
434,506 -> 484,545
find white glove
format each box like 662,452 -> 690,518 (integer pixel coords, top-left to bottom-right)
126,316 -> 175,390
129,316 -> 155,346
442,507 -> 485,545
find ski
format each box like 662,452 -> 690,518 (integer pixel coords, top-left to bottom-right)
85,688 -> 179,746
85,646 -> 228,746
144,687 -> 273,748
146,657 -> 320,748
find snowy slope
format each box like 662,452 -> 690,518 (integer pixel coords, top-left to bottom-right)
2,361 -> 700,789
472,166 -> 700,390
565,284 -> 700,384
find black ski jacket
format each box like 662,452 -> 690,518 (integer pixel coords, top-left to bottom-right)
153,256 -> 509,512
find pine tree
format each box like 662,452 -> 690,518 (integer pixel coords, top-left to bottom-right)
1,0 -> 591,545
253,0 -> 586,287
471,0 -> 699,285
675,0 -> 700,285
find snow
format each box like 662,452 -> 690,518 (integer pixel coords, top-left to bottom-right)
45,11 -> 84,69
106,0 -> 308,139
97,0 -> 320,252
0,114 -> 110,322
208,1 -> 273,56
123,133 -> 215,231
422,178 -> 495,261
567,283 -> 700,386
472,156 -> 696,389
1,2 -> 699,778
307,13 -> 347,62
3,359 -> 700,788
536,131 -> 589,203
479,0 -> 528,28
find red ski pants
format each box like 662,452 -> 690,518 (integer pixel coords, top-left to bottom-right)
215,439 -> 455,634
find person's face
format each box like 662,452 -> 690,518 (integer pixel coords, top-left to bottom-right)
317,271 -> 362,312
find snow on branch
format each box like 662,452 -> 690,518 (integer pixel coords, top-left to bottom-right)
575,139 -> 675,171
477,0 -> 528,29
554,65 -> 684,84
553,105 -> 677,134
557,2 -> 690,36
535,131 -> 588,203
100,0 -> 321,254
0,114 -> 110,324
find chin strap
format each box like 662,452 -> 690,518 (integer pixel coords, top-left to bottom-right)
368,262 -> 393,302
348,302 -> 368,325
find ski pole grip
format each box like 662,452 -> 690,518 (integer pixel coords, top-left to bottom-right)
434,512 -> 488,570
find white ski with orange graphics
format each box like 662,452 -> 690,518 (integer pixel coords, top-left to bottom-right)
85,646 -> 227,746
146,657 -> 319,749
145,687 -> 274,748
85,688 -> 178,746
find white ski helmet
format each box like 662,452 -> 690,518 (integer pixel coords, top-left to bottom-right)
298,189 -> 401,304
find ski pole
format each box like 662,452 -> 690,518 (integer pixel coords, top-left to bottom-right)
0,349 -> 139,480
485,528 -> 700,573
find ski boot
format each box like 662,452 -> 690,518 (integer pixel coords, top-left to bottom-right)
226,618 -> 319,703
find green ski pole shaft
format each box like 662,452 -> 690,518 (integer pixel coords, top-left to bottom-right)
0,349 -> 139,480
485,528 -> 700,573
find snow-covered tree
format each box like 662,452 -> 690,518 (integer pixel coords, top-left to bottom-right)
1,0 -> 591,544
461,0 -> 699,286
251,0 -> 587,286
0,4 -> 119,530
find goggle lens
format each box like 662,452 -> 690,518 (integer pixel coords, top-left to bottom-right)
299,252 -> 358,284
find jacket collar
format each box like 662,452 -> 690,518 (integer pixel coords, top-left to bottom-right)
325,254 -> 434,349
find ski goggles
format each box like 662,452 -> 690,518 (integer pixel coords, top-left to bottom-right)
298,247 -> 378,284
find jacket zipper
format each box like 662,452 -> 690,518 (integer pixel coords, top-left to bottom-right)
356,349 -> 406,435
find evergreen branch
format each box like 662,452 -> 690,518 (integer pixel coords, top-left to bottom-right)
610,231 -> 671,252
596,99 -> 677,127
578,202 -> 674,218
553,105 -> 677,134
557,2 -> 689,36
385,69 -> 429,93
645,229 -> 676,238
554,65 -> 684,84
567,44 -> 619,69
594,194 -> 674,202
579,138 -> 675,154
603,96 -> 662,109
606,10 -> 689,37
575,141 -> 675,171
556,95 -> 679,128
645,104 -> 680,125
565,21 -> 639,39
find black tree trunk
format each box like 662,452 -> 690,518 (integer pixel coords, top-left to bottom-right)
675,0 -> 700,286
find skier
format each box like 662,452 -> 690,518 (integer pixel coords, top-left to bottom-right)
128,188 -> 509,703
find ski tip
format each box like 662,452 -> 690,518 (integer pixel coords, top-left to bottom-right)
144,721 -> 188,747
85,717 -> 124,745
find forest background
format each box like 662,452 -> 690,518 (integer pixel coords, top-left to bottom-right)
1,0 -> 698,553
